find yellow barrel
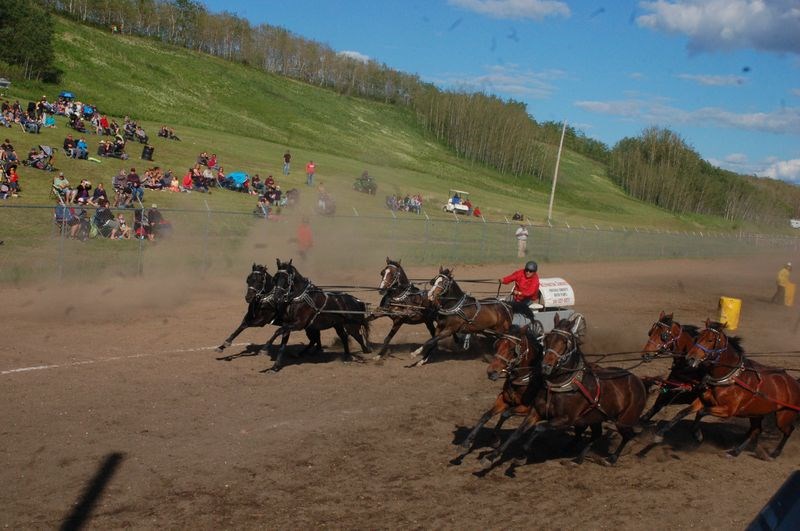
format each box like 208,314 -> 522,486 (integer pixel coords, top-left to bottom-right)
719,296 -> 741,330
785,283 -> 796,307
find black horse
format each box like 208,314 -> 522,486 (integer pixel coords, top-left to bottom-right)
263,259 -> 372,371
369,258 -> 437,359
215,264 -> 279,354
215,263 -> 317,357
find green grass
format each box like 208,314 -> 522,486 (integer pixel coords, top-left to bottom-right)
1,16 -> 796,283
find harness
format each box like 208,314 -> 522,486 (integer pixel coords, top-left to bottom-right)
544,329 -> 609,418
692,327 -> 800,412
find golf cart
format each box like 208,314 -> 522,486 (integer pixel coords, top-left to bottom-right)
443,189 -> 470,214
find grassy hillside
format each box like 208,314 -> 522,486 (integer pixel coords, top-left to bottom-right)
4,16 -> 793,237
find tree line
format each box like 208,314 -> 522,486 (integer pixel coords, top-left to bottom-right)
608,127 -> 800,226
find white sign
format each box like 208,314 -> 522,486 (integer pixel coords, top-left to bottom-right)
538,277 -> 575,307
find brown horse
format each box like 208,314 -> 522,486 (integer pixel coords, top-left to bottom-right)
263,260 -> 372,372
411,267 -> 533,367
483,314 -> 646,466
654,320 -> 800,459
452,327 -> 543,463
369,258 -> 436,359
640,312 -> 705,432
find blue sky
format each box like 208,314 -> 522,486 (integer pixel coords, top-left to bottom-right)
204,0 -> 800,183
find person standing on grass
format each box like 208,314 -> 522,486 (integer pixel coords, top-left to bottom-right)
305,160 -> 316,187
771,262 -> 793,305
515,223 -> 529,258
283,150 -> 291,176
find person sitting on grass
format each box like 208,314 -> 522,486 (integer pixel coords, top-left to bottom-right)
53,172 -> 76,203
75,179 -> 92,204
116,213 -> 132,239
90,182 -> 108,206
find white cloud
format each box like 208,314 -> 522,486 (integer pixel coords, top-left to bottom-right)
637,0 -> 800,55
337,50 -> 369,63
724,153 -> 749,164
758,158 -> 800,182
435,64 -> 566,98
574,97 -> 800,135
448,0 -> 570,20
628,72 -> 646,80
677,73 -> 745,86
792,88 -> 800,97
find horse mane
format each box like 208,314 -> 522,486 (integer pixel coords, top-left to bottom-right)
680,324 -> 700,337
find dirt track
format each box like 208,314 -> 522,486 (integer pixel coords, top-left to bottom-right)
3,253 -> 800,529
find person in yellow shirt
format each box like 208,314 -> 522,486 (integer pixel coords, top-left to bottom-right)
771,262 -> 793,304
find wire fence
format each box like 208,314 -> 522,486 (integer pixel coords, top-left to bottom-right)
1,204 -> 799,283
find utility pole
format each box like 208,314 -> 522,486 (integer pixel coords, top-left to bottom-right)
547,120 -> 567,224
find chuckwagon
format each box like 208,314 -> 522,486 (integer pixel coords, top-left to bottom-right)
525,277 -> 586,338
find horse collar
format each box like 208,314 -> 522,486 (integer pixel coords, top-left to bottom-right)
704,356 -> 745,387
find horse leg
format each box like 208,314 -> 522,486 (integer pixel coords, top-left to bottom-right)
481,412 -> 541,465
263,329 -> 292,372
728,416 -> 762,457
461,400 -> 507,450
215,318 -> 248,353
261,327 -> 286,355
425,319 -> 436,338
408,335 -> 440,367
689,410 -> 707,443
654,399 -> 705,441
572,423 -> 603,465
297,329 -> 321,357
346,322 -> 371,356
606,425 -> 636,465
334,325 -> 355,363
641,388 -> 676,423
770,410 -> 797,459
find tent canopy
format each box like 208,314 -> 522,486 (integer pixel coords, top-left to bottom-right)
228,172 -> 248,185
59,91 -> 75,99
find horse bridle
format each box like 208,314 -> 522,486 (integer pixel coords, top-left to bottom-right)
543,328 -> 580,372
492,336 -> 527,376
691,327 -> 728,363
428,273 -> 452,302
247,268 -> 270,299
273,269 -> 296,302
380,264 -> 400,292
645,320 -> 678,355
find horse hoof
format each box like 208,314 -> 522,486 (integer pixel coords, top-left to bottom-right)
459,440 -> 472,450
692,430 -> 704,444
259,349 -> 270,357
410,346 -> 424,358
603,456 -> 618,467
725,449 -> 741,459
214,346 -> 224,353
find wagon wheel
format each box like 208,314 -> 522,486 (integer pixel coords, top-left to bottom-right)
571,313 -> 587,340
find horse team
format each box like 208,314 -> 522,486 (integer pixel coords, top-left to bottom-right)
216,260 -> 800,467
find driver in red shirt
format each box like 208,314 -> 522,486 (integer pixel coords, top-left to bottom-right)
499,261 -> 540,304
